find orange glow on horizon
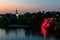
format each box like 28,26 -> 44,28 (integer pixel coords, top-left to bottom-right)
0,1 -> 44,13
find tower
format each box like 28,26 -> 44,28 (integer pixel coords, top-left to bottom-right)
15,10 -> 19,19
16,10 -> 18,14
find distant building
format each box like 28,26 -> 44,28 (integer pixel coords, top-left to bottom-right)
15,10 -> 19,19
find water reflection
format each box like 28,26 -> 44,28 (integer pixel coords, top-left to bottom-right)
0,28 -> 56,40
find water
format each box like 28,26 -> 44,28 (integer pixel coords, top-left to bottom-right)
0,28 -> 56,40
0,18 -> 58,40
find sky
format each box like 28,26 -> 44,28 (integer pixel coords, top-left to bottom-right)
0,0 -> 60,14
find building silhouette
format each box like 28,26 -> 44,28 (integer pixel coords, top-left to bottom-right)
15,10 -> 19,19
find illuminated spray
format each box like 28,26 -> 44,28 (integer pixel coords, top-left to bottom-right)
41,18 -> 54,37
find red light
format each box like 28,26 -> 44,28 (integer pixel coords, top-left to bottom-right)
41,18 -> 54,37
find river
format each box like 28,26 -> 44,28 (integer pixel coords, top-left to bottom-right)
0,18 -> 59,40
0,28 -> 56,40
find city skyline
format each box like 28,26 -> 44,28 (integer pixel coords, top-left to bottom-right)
0,0 -> 60,14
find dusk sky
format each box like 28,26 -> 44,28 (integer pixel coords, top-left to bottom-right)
0,0 -> 60,14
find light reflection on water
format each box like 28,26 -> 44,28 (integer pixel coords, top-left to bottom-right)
0,28 -> 56,40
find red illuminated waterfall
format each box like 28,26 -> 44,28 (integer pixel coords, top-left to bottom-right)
41,18 -> 54,37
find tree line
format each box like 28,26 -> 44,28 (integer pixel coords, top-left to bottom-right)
0,11 -> 60,27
